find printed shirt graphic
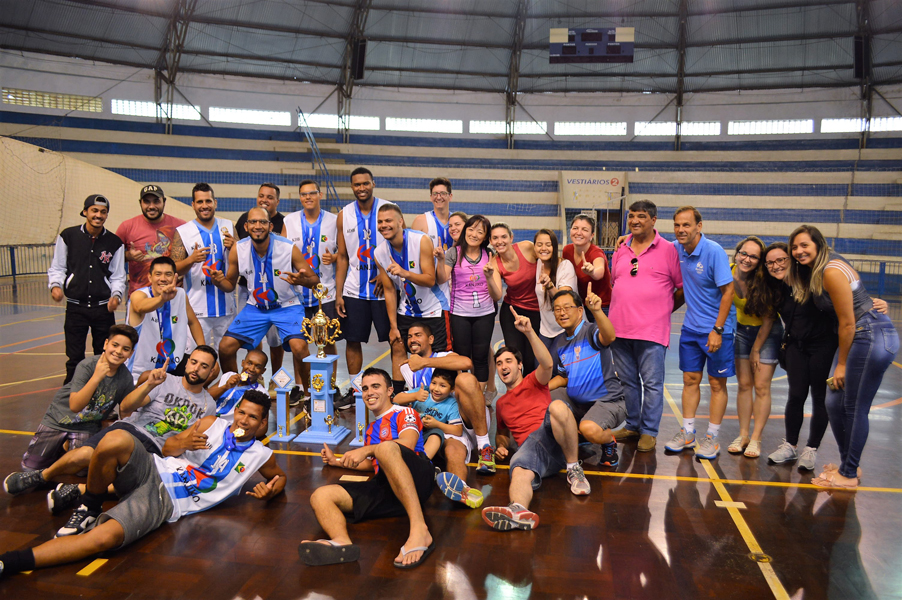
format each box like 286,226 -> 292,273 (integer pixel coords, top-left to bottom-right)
446,247 -> 495,317
411,396 -> 462,427
213,372 -> 267,422
122,374 -> 215,450
365,406 -> 425,472
43,355 -> 135,433
283,210 -> 338,307
155,418 -> 273,521
116,214 -> 185,295
551,321 -> 623,404
177,218 -> 236,318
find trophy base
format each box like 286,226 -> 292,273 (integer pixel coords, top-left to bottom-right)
269,432 -> 297,443
294,426 -> 351,445
349,432 -> 366,447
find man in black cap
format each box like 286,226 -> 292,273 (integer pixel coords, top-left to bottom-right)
115,185 -> 186,296
48,194 -> 127,383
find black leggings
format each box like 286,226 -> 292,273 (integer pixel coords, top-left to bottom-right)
783,339 -> 836,448
499,302 -> 542,376
450,312 -> 496,382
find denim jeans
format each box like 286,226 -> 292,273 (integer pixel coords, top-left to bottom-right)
612,338 -> 667,437
825,310 -> 899,479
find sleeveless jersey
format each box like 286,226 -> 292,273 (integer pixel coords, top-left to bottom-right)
214,371 -> 267,421
340,198 -> 389,300
448,247 -> 495,317
155,418 -> 273,521
127,286 -> 190,381
400,351 -> 452,390
236,234 -> 303,309
176,218 -> 236,318
283,210 -> 338,307
374,229 -> 448,318
424,210 -> 452,306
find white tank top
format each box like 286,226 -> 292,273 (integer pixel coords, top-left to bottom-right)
127,286 -> 191,383
373,229 -> 447,318
283,210 -> 338,307
340,198 -> 389,300
177,218 -> 236,318
155,418 -> 273,521
423,210 -> 452,310
236,234 -> 303,309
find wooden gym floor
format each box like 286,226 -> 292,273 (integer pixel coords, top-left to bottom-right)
1,275 -> 901,599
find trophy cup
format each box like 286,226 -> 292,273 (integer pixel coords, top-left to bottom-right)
294,284 -> 349,445
300,284 -> 342,358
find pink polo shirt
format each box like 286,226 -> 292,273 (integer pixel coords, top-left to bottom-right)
608,231 -> 682,347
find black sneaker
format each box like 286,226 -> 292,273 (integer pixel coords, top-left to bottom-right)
47,483 -> 81,514
3,469 -> 47,495
288,386 -> 304,407
334,388 -> 356,411
56,504 -> 100,538
601,441 -> 619,467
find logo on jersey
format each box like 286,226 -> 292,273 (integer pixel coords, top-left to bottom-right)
234,462 -> 246,474
99,251 -> 113,264
171,316 -> 179,324
274,269 -> 282,276
321,235 -> 327,242
201,260 -> 222,278
403,280 -> 419,303
696,261 -> 704,274
357,245 -> 373,262
253,287 -> 279,305
409,261 -> 415,269
156,338 -> 176,357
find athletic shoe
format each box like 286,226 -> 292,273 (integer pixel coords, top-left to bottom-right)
476,444 -> 496,475
665,429 -> 696,452
567,464 -> 591,495
482,504 -> 539,531
334,388 -> 356,411
3,469 -> 46,495
767,440 -> 798,464
288,386 -> 304,407
797,446 -> 818,471
637,434 -> 656,453
695,434 -> 720,460
612,427 -> 639,441
55,504 -> 100,538
436,472 -> 484,508
47,483 -> 81,514
600,442 -> 619,467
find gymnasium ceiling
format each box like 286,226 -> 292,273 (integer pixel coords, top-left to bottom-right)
1,0 -> 901,95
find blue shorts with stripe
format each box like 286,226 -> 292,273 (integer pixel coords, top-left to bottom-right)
224,303 -> 306,351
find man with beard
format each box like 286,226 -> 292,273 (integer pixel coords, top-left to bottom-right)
116,185 -> 185,296
211,207 -> 319,376
170,183 -> 236,354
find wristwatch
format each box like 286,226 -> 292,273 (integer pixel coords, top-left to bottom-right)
712,326 -> 724,335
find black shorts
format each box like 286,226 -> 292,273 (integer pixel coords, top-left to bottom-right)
304,301 -> 343,341
397,314 -> 448,353
337,443 -> 434,524
341,296 -> 391,344
84,422 -> 162,455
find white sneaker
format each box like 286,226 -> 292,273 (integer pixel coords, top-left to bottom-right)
567,464 -> 591,496
767,440 -> 798,464
797,446 -> 817,471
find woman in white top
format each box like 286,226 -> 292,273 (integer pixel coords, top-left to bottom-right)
533,229 -> 577,348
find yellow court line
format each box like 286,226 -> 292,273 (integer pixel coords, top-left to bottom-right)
663,385 -> 789,600
893,361 -> 902,370
0,429 -> 36,436
0,302 -> 65,309
0,314 -> 64,327
77,559 -> 108,576
0,372 -> 66,388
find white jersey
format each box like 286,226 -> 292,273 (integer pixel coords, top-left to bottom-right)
214,372 -> 267,422
423,211 -> 452,310
374,229 -> 448,318
283,210 -> 338,307
127,286 -> 191,383
176,218 -> 236,318
400,351 -> 452,389
154,418 -> 273,521
340,198 -> 390,300
236,234 -> 303,309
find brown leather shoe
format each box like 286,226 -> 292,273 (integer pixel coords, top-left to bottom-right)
612,427 -> 639,441
637,434 -> 656,452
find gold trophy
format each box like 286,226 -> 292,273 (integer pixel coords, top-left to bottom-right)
301,284 -> 342,358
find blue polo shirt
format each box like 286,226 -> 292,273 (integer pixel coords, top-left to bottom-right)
551,321 -> 623,404
676,234 -> 736,334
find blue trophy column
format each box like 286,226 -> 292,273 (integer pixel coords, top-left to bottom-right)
294,354 -> 350,444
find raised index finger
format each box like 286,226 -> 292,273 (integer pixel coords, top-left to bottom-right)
509,305 -> 519,319
587,282 -> 593,296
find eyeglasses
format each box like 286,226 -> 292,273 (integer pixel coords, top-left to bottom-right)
246,219 -> 270,225
299,191 -> 320,199
765,256 -> 790,268
736,250 -> 760,262
630,257 -> 639,277
430,191 -> 450,199
553,305 -> 579,314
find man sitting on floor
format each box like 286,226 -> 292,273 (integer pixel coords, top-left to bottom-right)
481,307 -> 590,532
300,368 -> 435,569
0,391 -> 285,579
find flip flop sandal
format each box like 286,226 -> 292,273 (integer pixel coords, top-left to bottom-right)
298,540 -> 361,566
820,464 -> 863,480
393,541 -> 436,569
743,440 -> 761,458
811,473 -> 859,491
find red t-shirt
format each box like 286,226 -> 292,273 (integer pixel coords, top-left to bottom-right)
116,214 -> 185,295
562,243 -> 612,307
496,372 -> 552,446
497,243 -> 539,311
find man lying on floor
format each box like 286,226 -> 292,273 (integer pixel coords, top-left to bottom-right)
300,367 -> 435,569
0,391 -> 285,579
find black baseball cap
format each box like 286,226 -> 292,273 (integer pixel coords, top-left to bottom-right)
81,194 -> 110,217
141,184 -> 165,199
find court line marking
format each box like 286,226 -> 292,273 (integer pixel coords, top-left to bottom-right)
0,314 -> 64,327
77,558 -> 108,576
261,348 -> 391,445
0,387 -> 59,400
0,302 -> 66,309
715,500 -> 747,509
664,385 -> 789,600
0,372 -> 66,389
0,352 -> 67,356
0,332 -> 64,349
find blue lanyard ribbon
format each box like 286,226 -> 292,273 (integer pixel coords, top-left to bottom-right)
430,211 -> 452,249
355,201 -> 378,298
149,288 -> 174,369
250,239 -> 278,309
302,212 -> 323,305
